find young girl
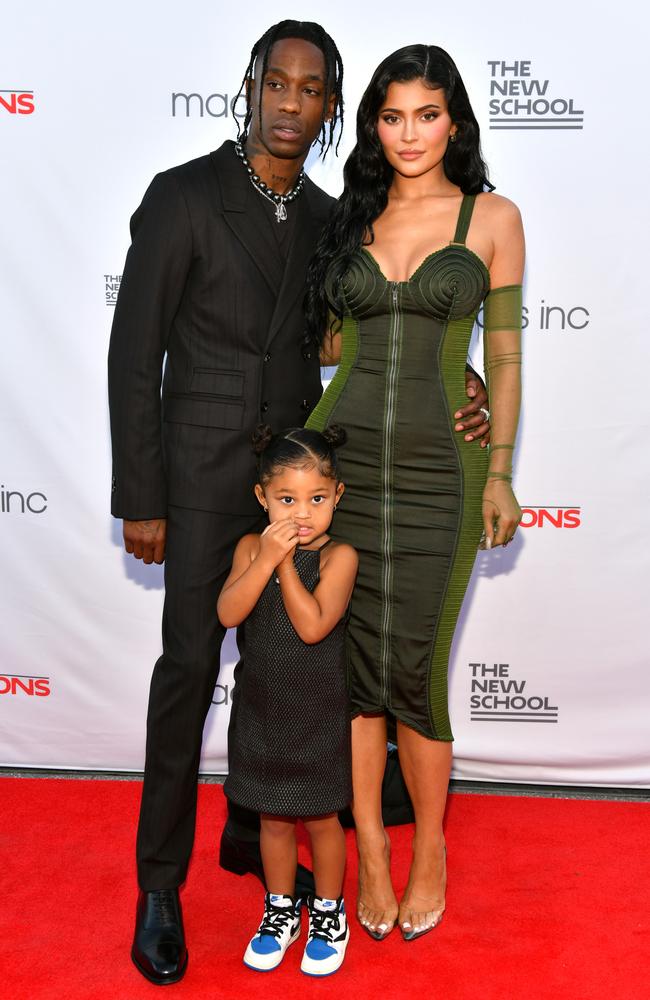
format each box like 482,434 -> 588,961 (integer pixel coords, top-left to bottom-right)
218,425 -> 358,977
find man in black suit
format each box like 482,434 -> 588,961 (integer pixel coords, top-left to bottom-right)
108,20 -> 490,985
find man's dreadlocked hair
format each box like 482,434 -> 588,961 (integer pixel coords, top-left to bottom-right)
236,20 -> 344,157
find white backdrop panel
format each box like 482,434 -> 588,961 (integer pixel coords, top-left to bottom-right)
0,0 -> 648,784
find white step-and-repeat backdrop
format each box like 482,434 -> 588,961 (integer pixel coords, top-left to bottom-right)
1,1 -> 648,785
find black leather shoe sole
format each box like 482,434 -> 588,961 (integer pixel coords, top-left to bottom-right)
131,947 -> 188,986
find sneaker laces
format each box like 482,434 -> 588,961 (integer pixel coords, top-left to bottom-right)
259,902 -> 296,939
152,890 -> 178,926
309,907 -> 341,942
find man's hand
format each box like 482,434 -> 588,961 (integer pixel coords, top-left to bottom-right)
123,519 -> 167,564
455,371 -> 491,447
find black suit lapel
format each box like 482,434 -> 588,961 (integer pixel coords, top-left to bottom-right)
263,183 -> 329,353
211,145 -> 283,294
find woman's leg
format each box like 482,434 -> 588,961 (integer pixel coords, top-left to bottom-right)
303,814 -> 346,900
395,721 -> 451,935
260,815 -> 297,894
351,713 -> 398,935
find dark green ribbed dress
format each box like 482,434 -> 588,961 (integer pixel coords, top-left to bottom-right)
306,195 -> 489,741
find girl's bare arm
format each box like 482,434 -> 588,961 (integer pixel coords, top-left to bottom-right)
276,543 -> 358,644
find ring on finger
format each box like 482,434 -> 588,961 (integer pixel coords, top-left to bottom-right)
479,407 -> 490,421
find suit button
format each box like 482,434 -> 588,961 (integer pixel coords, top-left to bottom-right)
264,352 -> 271,362
261,401 -> 269,413
300,400 -> 310,411
304,351 -> 312,360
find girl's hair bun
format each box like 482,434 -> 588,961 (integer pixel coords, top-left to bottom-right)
251,423 -> 274,455
322,424 -> 347,449
254,425 -> 348,486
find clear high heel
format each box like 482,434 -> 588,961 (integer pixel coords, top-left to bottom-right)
398,896 -> 445,941
356,832 -> 397,941
398,846 -> 446,941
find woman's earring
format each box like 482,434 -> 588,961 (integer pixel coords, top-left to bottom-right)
449,133 -> 457,143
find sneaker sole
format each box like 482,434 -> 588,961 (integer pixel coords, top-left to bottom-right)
300,933 -> 349,977
300,958 -> 346,978
243,928 -> 300,972
301,966 -> 345,978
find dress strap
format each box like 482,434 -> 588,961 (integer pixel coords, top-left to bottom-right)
297,538 -> 333,557
452,194 -> 476,245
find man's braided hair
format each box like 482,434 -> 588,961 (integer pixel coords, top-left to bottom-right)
236,20 -> 344,156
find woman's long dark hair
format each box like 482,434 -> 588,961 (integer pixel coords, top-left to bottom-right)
305,44 -> 493,348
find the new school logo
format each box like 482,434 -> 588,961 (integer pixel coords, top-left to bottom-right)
487,60 -> 584,130
0,674 -> 51,696
469,662 -> 558,723
171,91 -> 246,119
105,274 -> 122,307
0,89 -> 35,114
520,507 -> 581,529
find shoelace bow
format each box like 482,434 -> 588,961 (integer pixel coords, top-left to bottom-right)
309,909 -> 341,941
259,904 -> 296,938
152,890 -> 178,925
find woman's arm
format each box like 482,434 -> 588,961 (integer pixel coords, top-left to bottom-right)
319,313 -> 343,366
276,543 -> 358,644
482,198 -> 525,548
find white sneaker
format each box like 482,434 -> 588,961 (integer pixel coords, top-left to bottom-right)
243,893 -> 301,972
300,896 -> 349,977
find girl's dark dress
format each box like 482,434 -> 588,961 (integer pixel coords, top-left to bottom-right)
224,543 -> 352,816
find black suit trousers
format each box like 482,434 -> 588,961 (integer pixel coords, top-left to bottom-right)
136,505 -> 264,890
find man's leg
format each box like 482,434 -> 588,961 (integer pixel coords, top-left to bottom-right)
132,506 -> 260,984
219,635 -> 264,875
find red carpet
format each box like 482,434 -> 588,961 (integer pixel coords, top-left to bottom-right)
1,777 -> 647,1000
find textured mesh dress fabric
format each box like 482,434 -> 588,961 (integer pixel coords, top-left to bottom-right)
224,545 -> 352,816
307,195 -> 522,742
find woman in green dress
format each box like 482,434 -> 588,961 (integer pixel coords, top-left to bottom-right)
305,45 -> 524,940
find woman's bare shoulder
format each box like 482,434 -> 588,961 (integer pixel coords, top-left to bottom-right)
476,190 -> 522,224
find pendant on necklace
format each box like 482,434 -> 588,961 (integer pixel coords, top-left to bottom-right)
275,201 -> 287,223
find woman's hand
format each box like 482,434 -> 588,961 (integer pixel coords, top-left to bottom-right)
259,518 -> 299,569
481,480 -> 522,549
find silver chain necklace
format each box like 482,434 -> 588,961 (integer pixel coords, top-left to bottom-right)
234,141 -> 305,223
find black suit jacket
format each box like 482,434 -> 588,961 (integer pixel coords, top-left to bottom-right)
108,141 -> 334,519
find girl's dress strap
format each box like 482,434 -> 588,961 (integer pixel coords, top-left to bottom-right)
452,194 -> 477,245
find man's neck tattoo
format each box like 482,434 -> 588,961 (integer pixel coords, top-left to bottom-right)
235,142 -> 305,223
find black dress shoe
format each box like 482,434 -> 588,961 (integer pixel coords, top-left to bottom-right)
219,822 -> 315,899
131,889 -> 188,985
